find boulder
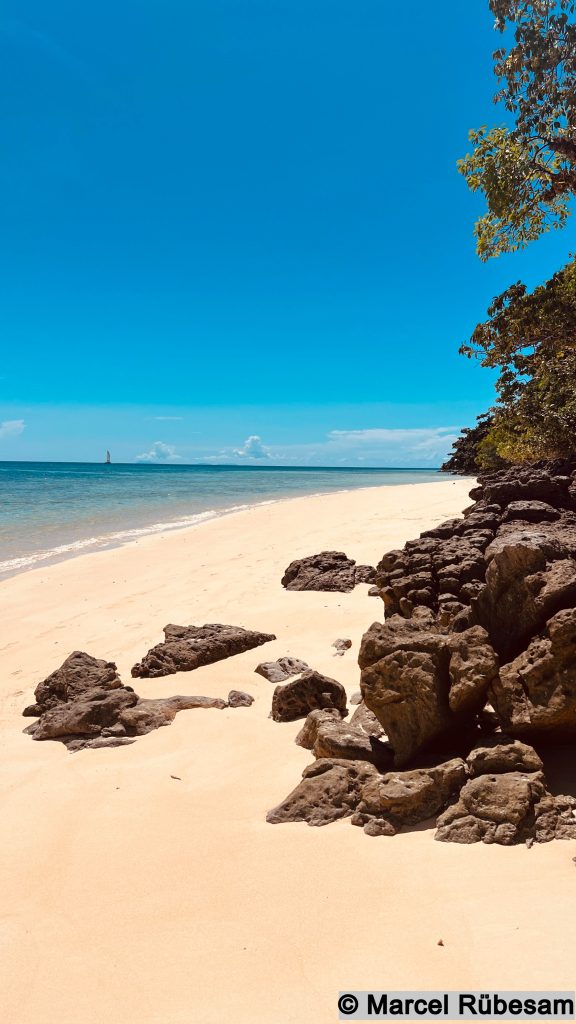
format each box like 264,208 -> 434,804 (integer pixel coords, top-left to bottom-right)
295,708 -> 345,750
281,552 -> 374,592
266,758 -> 377,826
503,500 -> 560,523
352,758 -> 467,835
435,771 -> 576,845
491,607 -> 576,738
271,670 -> 347,723
255,657 -> 309,683
131,623 -> 276,678
24,651 -> 230,751
24,650 -> 126,716
359,616 -> 498,765
466,737 -> 543,776
312,719 -> 393,770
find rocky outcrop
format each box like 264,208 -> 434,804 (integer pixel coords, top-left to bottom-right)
281,551 -> 375,592
131,623 -> 276,678
255,657 -> 309,683
268,461 -> 576,846
23,651 -> 233,751
266,758 -> 377,826
271,670 -> 347,723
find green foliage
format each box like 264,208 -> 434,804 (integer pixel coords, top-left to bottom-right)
441,413 -> 508,473
461,256 -> 576,459
460,0 -> 576,258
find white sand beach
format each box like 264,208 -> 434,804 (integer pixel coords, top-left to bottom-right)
1,478 -> 575,1024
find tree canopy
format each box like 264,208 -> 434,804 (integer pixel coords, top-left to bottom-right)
460,0 -> 576,259
452,256 -> 576,464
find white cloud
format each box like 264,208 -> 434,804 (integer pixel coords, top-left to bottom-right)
153,416 -> 183,421
232,435 -> 272,459
0,419 -> 25,440
135,440 -> 181,463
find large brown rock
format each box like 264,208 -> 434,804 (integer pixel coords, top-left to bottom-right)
23,651 -> 230,751
312,719 -> 393,771
359,616 -> 498,765
131,623 -> 276,678
266,758 -> 377,826
352,758 -> 467,835
271,670 -> 347,722
473,534 -> 576,660
491,607 -> 576,738
435,771 -> 576,845
281,551 -> 374,592
466,736 -> 543,776
295,708 -> 345,749
23,650 -> 126,717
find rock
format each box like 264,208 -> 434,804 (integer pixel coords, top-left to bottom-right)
332,638 -> 352,656
271,670 -> 347,723
435,771 -> 576,845
131,623 -> 276,678
266,758 -> 377,826
25,687 -> 138,742
466,737 -> 543,776
349,701 -> 387,740
503,500 -> 560,523
353,758 -> 467,835
255,657 -> 309,683
227,690 -> 255,707
359,616 -> 498,765
350,691 -> 362,705
474,536 -> 576,659
355,565 -> 377,584
24,651 -> 229,751
281,552 -> 373,592
295,708 -> 345,749
30,650 -> 125,713
313,719 -> 393,770
491,607 -> 576,738
119,695 -> 227,735
368,586 -> 380,597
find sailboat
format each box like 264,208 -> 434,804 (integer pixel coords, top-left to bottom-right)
105,450 -> 111,465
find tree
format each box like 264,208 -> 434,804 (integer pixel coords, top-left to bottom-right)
460,256 -> 576,459
441,413 -> 507,472
460,0 -> 576,259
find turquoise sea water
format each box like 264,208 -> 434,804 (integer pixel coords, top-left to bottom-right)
0,462 -> 452,579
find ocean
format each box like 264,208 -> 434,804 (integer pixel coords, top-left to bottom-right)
0,462 -> 451,579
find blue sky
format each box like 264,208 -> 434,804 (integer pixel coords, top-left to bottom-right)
1,0 -> 574,466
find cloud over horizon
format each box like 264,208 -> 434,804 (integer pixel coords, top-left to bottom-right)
232,435 -> 272,460
135,440 -> 181,463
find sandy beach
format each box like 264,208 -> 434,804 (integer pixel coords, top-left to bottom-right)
1,478 -> 575,1024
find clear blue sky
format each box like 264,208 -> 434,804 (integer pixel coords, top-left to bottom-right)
1,0 -> 573,465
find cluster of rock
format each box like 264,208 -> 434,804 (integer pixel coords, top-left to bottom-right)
281,551 -> 375,592
22,624 -> 265,750
268,464 -> 576,845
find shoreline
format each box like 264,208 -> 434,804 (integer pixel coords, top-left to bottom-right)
4,477 -> 574,1024
0,476 -> 468,582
